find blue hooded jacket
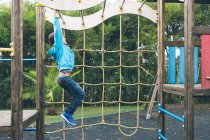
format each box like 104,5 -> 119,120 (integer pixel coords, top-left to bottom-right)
48,17 -> 75,72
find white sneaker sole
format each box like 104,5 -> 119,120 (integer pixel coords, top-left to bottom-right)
61,114 -> 76,126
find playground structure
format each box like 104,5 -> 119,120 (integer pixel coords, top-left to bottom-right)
0,1 -> 45,139
0,0 -> 210,140
157,1 -> 210,140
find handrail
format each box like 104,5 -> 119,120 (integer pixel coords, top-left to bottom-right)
158,105 -> 184,123
0,43 -> 14,56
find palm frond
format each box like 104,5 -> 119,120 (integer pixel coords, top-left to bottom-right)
71,70 -> 81,78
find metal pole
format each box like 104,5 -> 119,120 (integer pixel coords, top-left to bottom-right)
101,0 -> 107,17
158,105 -> 184,123
0,46 -> 14,56
0,58 -> 36,62
80,10 -> 85,25
139,0 -> 148,10
158,130 -> 167,140
120,0 -> 126,9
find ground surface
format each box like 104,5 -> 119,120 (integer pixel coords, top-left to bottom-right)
0,104 -> 210,140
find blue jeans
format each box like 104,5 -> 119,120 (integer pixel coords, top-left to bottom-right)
57,76 -> 85,114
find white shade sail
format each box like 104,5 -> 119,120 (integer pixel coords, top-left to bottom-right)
44,1 -> 157,30
36,0 -> 104,11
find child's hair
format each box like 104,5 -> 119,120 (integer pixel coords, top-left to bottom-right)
48,32 -> 54,45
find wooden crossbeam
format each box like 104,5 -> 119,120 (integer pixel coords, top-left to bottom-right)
146,79 -> 158,119
193,26 -> 210,35
165,41 -> 201,46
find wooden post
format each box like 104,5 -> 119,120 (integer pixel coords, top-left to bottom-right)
36,6 -> 45,140
146,79 -> 158,119
157,0 -> 165,136
11,0 -> 23,139
184,0 -> 194,139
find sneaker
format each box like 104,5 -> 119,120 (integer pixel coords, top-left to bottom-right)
61,112 -> 77,126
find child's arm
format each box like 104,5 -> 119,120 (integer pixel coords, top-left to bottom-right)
54,11 -> 63,54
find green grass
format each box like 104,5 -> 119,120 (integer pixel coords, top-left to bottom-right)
45,105 -> 143,124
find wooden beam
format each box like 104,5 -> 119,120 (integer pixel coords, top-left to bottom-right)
0,127 -> 11,135
163,84 -> 185,96
184,0 -> 194,139
194,88 -> 210,96
157,0 -> 165,136
193,26 -> 210,35
11,0 -> 23,139
163,84 -> 210,97
23,111 -> 39,129
146,80 -> 158,119
0,110 -> 39,136
165,41 -> 201,46
36,6 -> 45,140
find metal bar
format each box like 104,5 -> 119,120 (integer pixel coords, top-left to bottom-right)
24,128 -> 36,131
158,131 -> 167,140
0,58 -> 36,62
0,45 -> 14,56
80,10 -> 85,25
158,105 -> 184,123
101,0 -> 107,17
120,0 -> 126,9
58,11 -> 65,24
139,0 -> 147,10
0,48 -> 13,52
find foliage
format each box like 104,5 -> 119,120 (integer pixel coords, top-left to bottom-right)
0,72 -> 36,108
0,4 -> 11,48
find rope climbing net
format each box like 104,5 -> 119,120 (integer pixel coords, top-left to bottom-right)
37,0 -> 158,139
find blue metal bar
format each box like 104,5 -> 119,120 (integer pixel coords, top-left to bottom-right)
158,105 -> 184,123
24,128 -> 36,131
0,58 -> 36,62
158,131 -> 167,140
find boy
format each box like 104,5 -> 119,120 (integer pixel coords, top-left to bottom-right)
48,11 -> 85,126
